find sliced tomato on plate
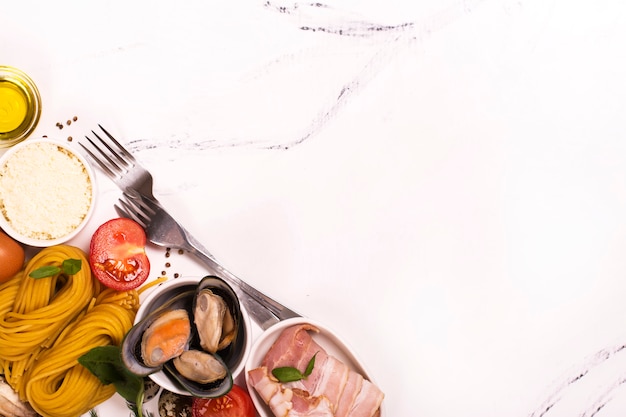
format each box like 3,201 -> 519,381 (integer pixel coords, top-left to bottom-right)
192,385 -> 256,417
89,218 -> 150,291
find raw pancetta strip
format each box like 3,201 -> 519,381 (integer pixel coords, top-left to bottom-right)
262,323 -> 324,371
248,324 -> 384,417
249,366 -> 334,417
249,367 -> 293,416
286,349 -> 330,398
249,367 -> 285,406
346,379 -> 384,417
287,355 -> 349,411
291,389 -> 334,417
334,371 -> 364,417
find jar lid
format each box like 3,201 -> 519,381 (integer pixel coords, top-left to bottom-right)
0,66 -> 42,148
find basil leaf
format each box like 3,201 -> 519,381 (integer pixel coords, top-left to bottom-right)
78,345 -> 144,404
29,259 -> 82,279
62,259 -> 82,275
272,352 -> 319,382
304,352 -> 318,377
29,265 -> 61,279
271,367 -> 304,382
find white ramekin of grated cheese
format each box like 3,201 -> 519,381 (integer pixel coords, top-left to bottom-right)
0,138 -> 96,247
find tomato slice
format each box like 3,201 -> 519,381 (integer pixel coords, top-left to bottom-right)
89,218 -> 150,291
192,385 -> 256,417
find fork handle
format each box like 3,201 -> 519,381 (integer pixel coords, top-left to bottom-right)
184,239 -> 301,330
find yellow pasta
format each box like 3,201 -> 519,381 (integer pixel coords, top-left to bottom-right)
0,245 -> 147,417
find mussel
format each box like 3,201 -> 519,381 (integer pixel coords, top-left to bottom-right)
121,276 -> 247,398
194,289 -> 237,353
122,290 -> 194,377
173,350 -> 228,384
141,309 -> 191,367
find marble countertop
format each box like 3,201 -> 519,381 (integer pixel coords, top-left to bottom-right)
4,0 -> 626,415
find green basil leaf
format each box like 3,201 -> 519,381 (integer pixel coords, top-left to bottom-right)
62,258 -> 82,275
304,352 -> 318,377
272,352 -> 318,382
271,366 -> 304,382
78,345 -> 144,404
29,259 -> 82,279
29,265 -> 61,279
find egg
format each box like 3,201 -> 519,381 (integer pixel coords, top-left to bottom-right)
0,229 -> 24,282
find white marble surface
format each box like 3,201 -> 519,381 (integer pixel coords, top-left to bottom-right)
5,0 -> 626,416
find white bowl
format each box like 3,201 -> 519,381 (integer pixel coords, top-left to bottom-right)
244,317 -> 385,417
0,137 -> 96,247
135,276 -> 252,396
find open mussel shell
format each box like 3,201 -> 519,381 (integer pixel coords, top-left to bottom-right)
193,275 -> 247,369
163,351 -> 233,398
121,290 -> 195,376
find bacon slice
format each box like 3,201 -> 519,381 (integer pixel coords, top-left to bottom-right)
248,366 -> 334,417
248,367 -> 293,416
262,323 -> 324,371
334,371 -> 363,417
248,324 -> 384,417
346,379 -> 384,417
287,355 -> 349,411
248,367 -> 284,406
291,389 -> 334,417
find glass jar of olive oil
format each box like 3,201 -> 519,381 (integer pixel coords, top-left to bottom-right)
0,66 -> 41,148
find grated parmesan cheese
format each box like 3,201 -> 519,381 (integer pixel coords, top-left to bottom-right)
0,141 -> 93,240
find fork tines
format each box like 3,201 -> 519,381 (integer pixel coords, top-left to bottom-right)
115,191 -> 156,227
80,124 -> 136,180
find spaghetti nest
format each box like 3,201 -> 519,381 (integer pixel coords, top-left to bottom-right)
0,245 -> 141,417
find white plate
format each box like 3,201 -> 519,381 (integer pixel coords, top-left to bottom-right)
244,317 -> 385,417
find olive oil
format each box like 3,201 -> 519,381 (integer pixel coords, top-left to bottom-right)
0,66 -> 41,148
0,81 -> 28,133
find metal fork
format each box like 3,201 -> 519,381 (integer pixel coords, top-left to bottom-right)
116,189 -> 301,330
80,125 -> 157,201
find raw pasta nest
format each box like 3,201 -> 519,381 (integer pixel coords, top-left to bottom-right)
0,245 -> 147,417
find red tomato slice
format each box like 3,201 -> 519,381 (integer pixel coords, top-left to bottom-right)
192,385 -> 256,417
89,218 -> 150,291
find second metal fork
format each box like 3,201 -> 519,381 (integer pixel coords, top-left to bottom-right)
116,189 -> 301,330
80,125 -> 157,201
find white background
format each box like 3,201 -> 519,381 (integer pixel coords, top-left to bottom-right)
4,0 -> 626,415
